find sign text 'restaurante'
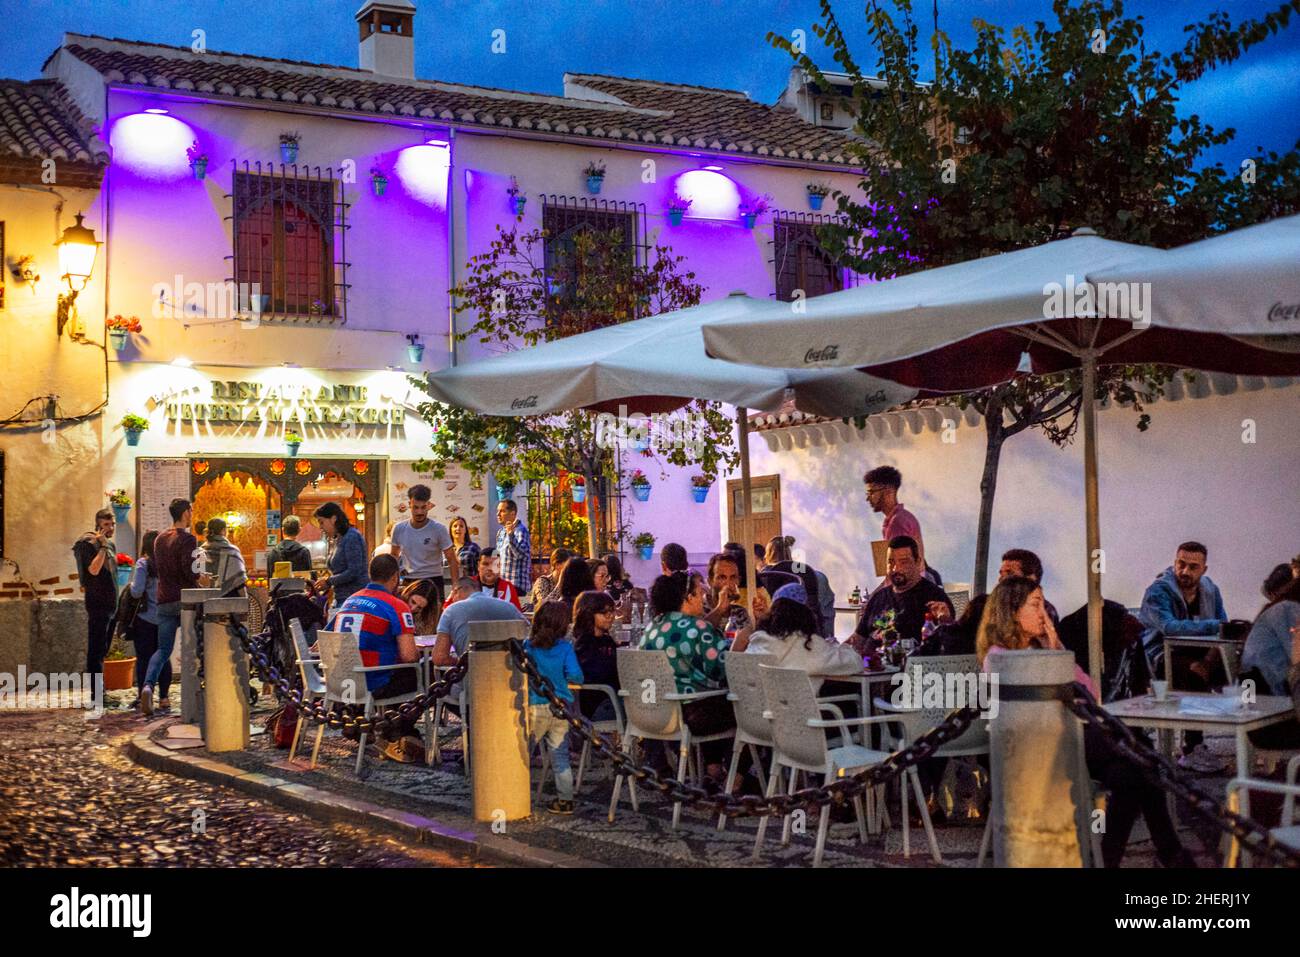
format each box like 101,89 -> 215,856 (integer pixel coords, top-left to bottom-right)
163,381 -> 405,425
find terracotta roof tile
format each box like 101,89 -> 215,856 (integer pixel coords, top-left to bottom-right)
0,78 -> 108,165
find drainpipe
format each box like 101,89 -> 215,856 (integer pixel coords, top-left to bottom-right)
446,127 -> 458,368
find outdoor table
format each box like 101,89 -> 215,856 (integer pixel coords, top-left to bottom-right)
1103,691 -> 1294,821
1163,635 -> 1244,687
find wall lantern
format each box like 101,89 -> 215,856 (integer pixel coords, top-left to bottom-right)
55,212 -> 101,337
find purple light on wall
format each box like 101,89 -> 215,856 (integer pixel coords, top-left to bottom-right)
108,113 -> 195,181
673,169 -> 740,219
395,143 -> 451,207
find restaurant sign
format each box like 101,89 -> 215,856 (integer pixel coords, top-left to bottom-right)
161,379 -> 406,426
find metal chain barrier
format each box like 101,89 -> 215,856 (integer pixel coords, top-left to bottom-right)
1067,683 -> 1300,868
507,639 -> 979,818
225,616 -> 463,735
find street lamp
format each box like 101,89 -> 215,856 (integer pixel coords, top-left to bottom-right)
55,212 -> 101,337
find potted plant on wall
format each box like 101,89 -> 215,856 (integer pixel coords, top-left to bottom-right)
806,181 -> 831,210
186,141 -> 208,180
406,334 -> 424,363
279,131 -> 301,164
570,474 -> 586,503
120,413 -> 149,447
629,468 -> 652,501
102,633 -> 136,692
370,167 -> 388,197
114,552 -> 134,588
689,474 -> 712,503
507,176 -> 526,216
284,429 -> 303,457
738,194 -> 771,229
105,314 -> 142,351
632,531 -> 656,561
584,160 -> 607,194
495,470 -> 517,500
107,489 -> 132,525
665,196 -> 692,226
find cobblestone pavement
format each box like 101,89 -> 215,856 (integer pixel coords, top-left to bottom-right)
0,704 -> 481,868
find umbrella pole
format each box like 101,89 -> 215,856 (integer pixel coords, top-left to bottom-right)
1081,351 -> 1103,693
736,407 -> 758,611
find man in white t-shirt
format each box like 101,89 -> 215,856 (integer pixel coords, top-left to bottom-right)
391,484 -> 460,614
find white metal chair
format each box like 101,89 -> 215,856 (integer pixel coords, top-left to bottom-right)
1225,755 -> 1300,867
427,665 -> 469,772
607,649 -> 734,830
717,652 -> 775,830
754,663 -> 924,867
287,618 -> 326,762
943,584 -> 972,620
533,683 -> 626,800
313,631 -> 426,777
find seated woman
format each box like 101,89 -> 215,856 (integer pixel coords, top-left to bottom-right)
1242,575 -> 1300,749
639,571 -> 741,786
745,595 -> 861,687
978,576 -> 1194,868
571,590 -> 620,720
556,556 -> 597,613
401,578 -> 440,636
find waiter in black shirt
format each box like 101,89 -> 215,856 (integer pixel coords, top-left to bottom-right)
851,535 -> 954,655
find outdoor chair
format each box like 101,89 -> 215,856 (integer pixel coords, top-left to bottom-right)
427,666 -> 469,772
754,663 -> 922,867
943,584 -> 972,620
533,683 -> 625,801
286,618 -> 326,763
607,649 -> 734,830
717,652 -> 775,831
1225,755 -> 1300,867
313,631 -> 427,778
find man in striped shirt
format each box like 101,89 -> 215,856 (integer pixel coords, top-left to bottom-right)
327,553 -> 422,757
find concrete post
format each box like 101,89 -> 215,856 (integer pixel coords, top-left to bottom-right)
181,588 -> 221,725
466,619 -> 531,823
202,597 -> 251,753
988,649 -> 1087,868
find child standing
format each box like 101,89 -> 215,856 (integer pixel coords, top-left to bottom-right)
525,600 -> 584,814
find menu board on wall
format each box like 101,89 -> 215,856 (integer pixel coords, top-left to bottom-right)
136,458 -> 191,549
389,462 -> 490,544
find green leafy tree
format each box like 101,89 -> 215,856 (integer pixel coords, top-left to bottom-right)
413,223 -> 737,558
775,0 -> 1300,593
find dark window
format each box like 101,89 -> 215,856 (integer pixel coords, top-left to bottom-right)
774,218 -> 844,301
232,167 -> 345,319
542,202 -> 637,306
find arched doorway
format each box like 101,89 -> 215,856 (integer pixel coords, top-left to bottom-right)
192,470 -> 284,570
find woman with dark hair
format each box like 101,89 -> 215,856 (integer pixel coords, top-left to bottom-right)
128,530 -> 172,709
764,535 -> 824,634
401,578 -> 440,635
572,590 -> 619,718
449,516 -> 480,578
314,502 -> 367,610
526,547 -> 571,611
746,597 -> 860,679
979,576 -> 1194,868
557,556 -> 597,608
601,553 -> 633,601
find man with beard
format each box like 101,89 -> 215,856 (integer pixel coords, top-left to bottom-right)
1139,541 -> 1229,773
850,536 -> 953,656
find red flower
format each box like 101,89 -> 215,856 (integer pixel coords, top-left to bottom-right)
115,553 -> 134,566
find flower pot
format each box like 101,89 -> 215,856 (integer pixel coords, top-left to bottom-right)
511,195 -> 526,217
637,544 -> 654,561
741,212 -> 757,229
102,657 -> 137,691
191,157 -> 208,180
286,441 -> 301,457
667,208 -> 684,226
109,329 -> 128,351
496,484 -> 515,500
407,343 -> 425,363
372,176 -> 387,197
631,437 -> 650,453
280,142 -> 299,164
124,428 -> 143,447
691,486 -> 709,503
115,566 -> 133,589
571,485 -> 586,503
808,193 -> 825,210
111,504 -> 130,525
586,175 -> 604,195
631,483 -> 651,502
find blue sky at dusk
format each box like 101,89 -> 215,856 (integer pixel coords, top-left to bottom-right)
6,0 -> 1299,169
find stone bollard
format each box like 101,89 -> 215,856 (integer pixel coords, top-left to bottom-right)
202,597 -> 251,753
987,649 -> 1088,868
466,619 -> 531,824
181,588 -> 221,726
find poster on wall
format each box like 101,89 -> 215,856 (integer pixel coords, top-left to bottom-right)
136,458 -> 192,551
388,462 -> 490,546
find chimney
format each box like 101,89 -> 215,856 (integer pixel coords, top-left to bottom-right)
356,0 -> 416,79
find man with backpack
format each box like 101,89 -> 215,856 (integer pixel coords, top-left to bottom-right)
266,515 -> 313,577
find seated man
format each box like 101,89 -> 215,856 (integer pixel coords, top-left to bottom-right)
998,548 -> 1059,624
474,548 -> 522,609
326,553 -> 422,762
431,576 -> 527,716
1138,541 -> 1229,773
851,535 -> 954,656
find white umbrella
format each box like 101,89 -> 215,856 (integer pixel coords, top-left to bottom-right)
424,291 -> 917,599
702,225 -> 1300,689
